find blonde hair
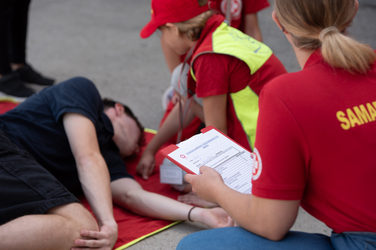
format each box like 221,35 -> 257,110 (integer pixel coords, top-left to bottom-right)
175,10 -> 214,41
275,0 -> 376,74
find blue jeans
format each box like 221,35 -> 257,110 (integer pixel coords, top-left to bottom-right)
176,227 -> 376,250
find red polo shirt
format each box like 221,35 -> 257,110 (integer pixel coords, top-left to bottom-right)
252,49 -> 376,233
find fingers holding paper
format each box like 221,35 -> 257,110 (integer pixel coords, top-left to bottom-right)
184,165 -> 225,204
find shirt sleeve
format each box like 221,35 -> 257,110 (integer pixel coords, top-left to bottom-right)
41,77 -> 103,125
102,147 -> 134,181
193,53 -> 251,98
243,0 -> 270,15
252,85 -> 309,200
194,54 -> 230,98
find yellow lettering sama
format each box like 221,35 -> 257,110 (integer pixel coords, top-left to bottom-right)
366,103 -> 376,121
337,101 -> 376,130
336,111 -> 350,130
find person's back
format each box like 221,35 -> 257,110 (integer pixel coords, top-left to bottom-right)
255,49 -> 376,233
177,0 -> 376,249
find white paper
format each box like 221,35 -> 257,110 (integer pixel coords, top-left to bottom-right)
167,129 -> 253,194
160,158 -> 185,184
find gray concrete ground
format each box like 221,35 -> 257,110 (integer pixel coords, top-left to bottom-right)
26,0 -> 376,249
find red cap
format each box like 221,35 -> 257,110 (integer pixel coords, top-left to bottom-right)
140,0 -> 210,39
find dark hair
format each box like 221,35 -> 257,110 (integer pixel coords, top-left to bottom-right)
102,98 -> 145,146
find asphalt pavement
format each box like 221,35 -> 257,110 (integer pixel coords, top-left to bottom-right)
27,0 -> 376,249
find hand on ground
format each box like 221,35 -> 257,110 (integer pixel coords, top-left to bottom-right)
136,152 -> 155,180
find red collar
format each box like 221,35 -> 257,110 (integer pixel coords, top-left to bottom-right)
303,49 -> 324,69
191,14 -> 225,58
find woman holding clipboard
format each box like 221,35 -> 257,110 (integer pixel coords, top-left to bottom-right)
178,0 -> 376,249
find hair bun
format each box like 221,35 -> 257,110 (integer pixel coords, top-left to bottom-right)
319,26 -> 339,42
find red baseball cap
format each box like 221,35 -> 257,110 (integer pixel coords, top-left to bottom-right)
140,0 -> 210,39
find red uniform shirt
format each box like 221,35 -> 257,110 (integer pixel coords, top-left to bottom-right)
212,0 -> 269,32
190,15 -> 287,151
252,49 -> 376,233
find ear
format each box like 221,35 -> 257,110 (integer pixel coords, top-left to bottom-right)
114,103 -> 125,117
165,22 -> 180,36
272,11 -> 288,34
354,0 -> 359,17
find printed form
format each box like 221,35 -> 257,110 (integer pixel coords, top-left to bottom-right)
162,127 -> 253,194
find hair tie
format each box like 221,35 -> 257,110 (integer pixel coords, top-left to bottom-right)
319,26 -> 339,42
188,206 -> 196,222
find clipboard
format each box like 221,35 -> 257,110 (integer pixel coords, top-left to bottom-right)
160,126 -> 253,194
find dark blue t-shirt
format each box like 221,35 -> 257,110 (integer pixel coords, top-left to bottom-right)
0,77 -> 132,194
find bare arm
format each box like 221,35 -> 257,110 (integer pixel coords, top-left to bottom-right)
63,113 -> 117,249
136,100 -> 196,179
186,166 -> 300,241
243,13 -> 263,42
111,178 -> 234,228
190,98 -> 205,121
202,94 -> 227,134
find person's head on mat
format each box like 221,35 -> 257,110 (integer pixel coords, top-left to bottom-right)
102,98 -> 144,158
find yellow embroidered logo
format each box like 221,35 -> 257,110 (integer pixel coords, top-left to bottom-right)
336,101 -> 376,130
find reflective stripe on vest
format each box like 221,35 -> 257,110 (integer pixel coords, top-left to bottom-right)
190,22 -> 273,149
190,21 -> 273,81
230,86 -> 259,149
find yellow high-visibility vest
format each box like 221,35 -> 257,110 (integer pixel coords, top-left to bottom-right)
190,22 -> 273,149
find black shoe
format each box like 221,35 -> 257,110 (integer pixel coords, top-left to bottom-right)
0,72 -> 35,101
15,64 -> 55,86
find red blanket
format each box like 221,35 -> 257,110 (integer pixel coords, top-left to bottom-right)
0,101 -> 181,250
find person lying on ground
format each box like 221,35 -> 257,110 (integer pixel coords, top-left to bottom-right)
0,77 -> 234,250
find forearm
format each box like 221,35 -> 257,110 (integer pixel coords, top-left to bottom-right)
203,95 -> 227,134
186,166 -> 299,241
111,179 -> 190,220
122,190 -> 190,220
145,102 -> 195,154
213,184 -> 253,229
63,113 -> 117,248
77,152 -> 116,226
213,183 -> 299,240
190,99 -> 204,121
